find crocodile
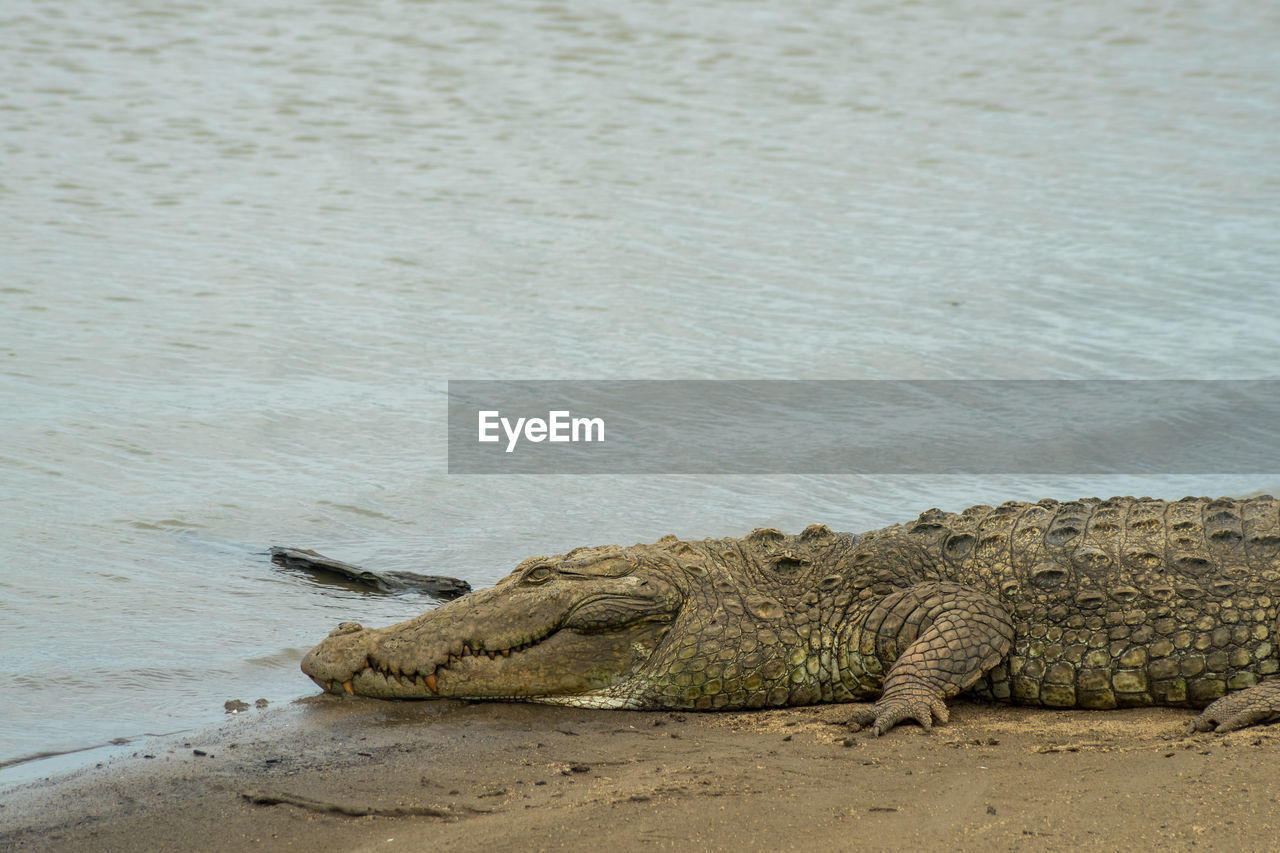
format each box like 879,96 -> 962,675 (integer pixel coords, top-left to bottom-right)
301,496 -> 1280,735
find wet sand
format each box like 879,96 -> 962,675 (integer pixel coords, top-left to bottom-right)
4,696 -> 1279,852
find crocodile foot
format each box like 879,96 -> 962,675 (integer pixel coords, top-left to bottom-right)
847,687 -> 949,736
847,582 -> 1013,736
1189,681 -> 1280,733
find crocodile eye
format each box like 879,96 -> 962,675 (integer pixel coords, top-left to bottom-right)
524,565 -> 554,584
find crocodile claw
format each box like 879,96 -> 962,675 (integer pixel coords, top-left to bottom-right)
847,692 -> 949,736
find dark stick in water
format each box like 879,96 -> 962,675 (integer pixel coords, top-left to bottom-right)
270,546 -> 471,600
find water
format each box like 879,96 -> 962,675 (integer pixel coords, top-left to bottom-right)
1,0 -> 1278,779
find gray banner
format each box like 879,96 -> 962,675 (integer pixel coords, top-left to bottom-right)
447,380 -> 1279,474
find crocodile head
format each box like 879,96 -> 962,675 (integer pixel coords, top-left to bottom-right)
301,543 -> 685,707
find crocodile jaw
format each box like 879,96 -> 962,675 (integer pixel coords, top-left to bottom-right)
301,559 -> 682,703
303,619 -> 672,702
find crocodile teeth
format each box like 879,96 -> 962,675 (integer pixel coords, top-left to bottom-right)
425,674 -> 438,693
342,680 -> 354,695
462,644 -> 472,656
502,648 -> 510,657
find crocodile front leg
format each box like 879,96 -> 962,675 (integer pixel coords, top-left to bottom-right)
848,582 -> 1015,736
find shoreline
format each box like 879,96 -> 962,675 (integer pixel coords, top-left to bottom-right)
0,689 -> 313,788
5,696 -> 1280,852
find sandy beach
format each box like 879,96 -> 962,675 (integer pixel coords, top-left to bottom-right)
4,695 -> 1280,852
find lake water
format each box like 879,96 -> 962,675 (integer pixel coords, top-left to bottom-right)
2,0 -> 1278,781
